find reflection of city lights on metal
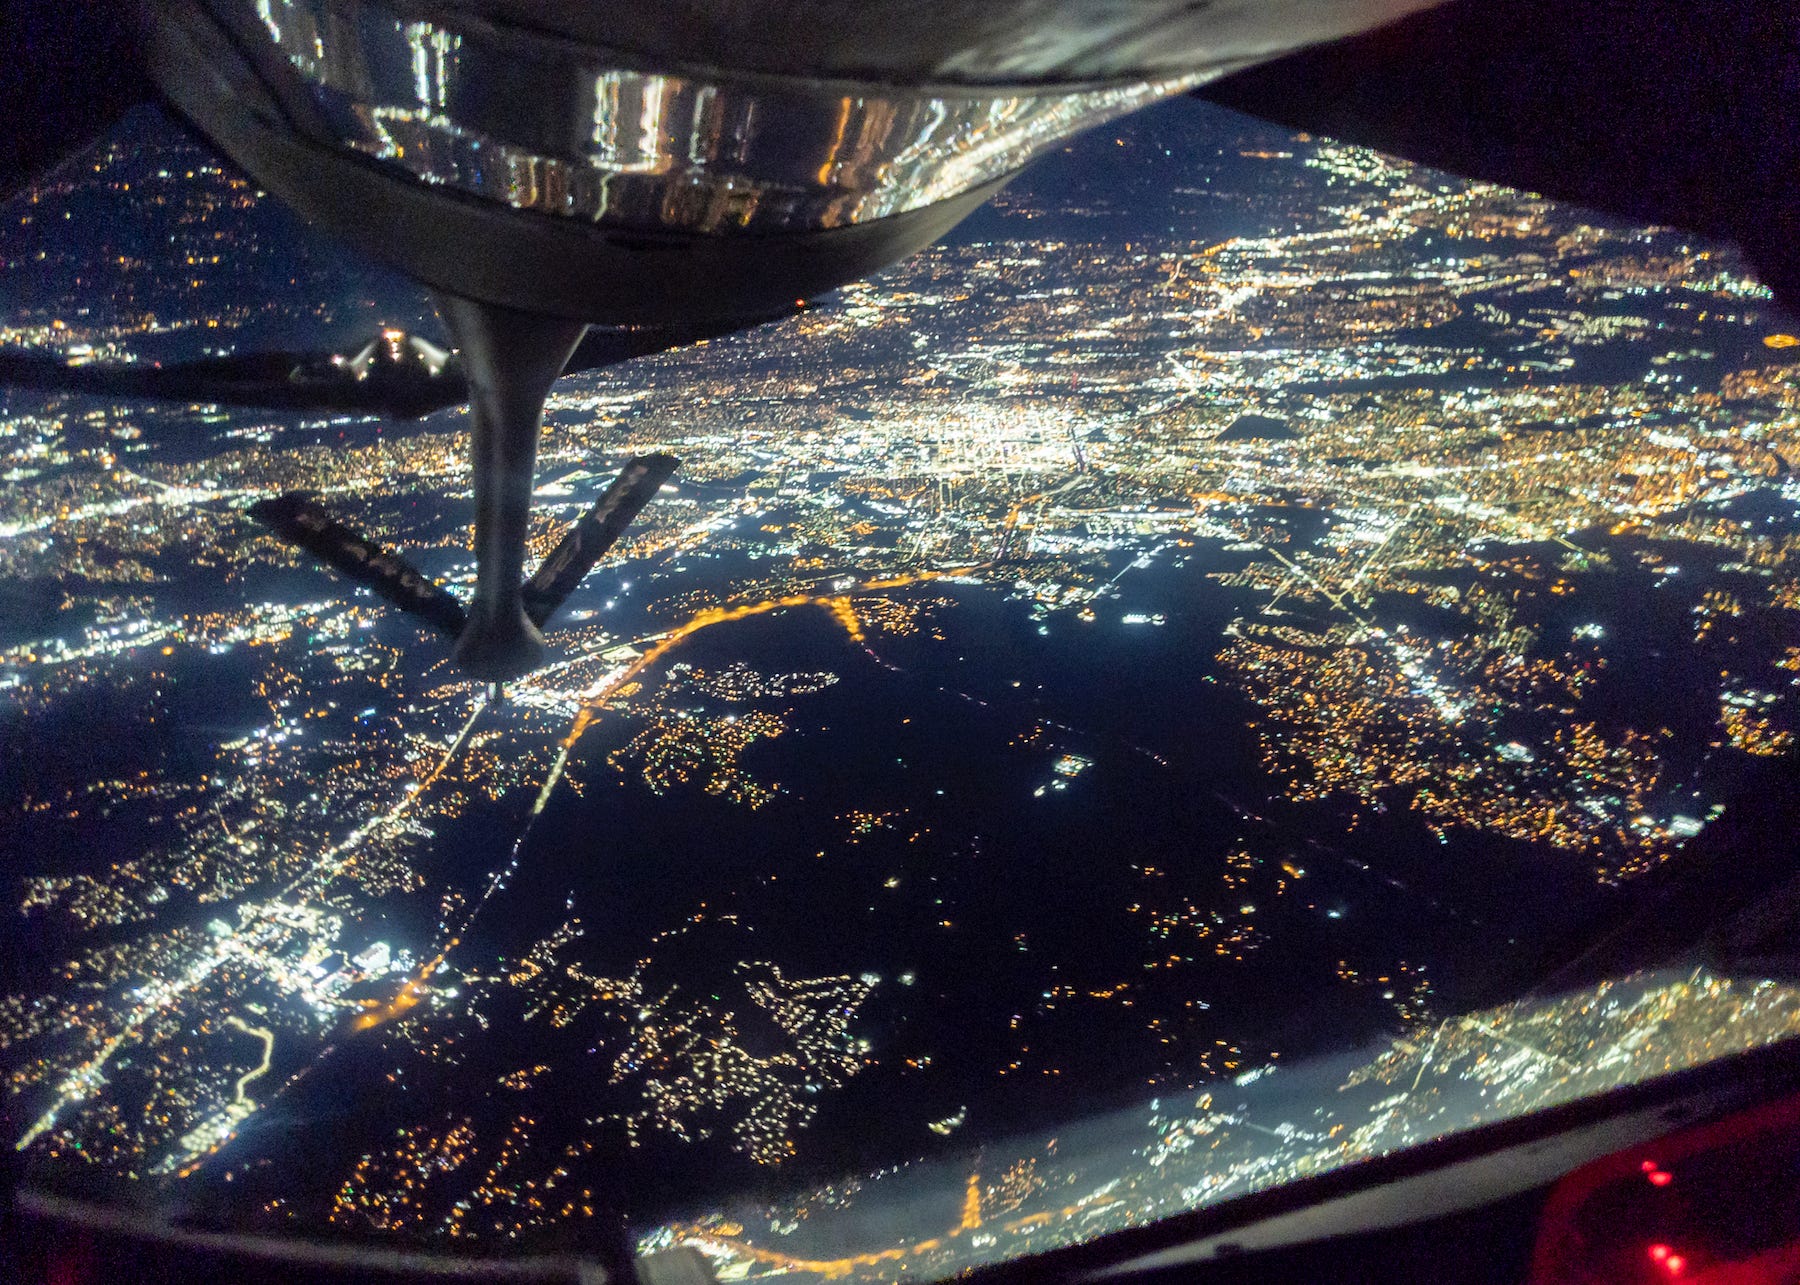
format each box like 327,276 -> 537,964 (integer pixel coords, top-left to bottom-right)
241,0 -> 1198,235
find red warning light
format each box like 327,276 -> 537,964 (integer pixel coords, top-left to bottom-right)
1665,1254 -> 1686,1273
1641,1160 -> 1658,1172
1648,1244 -> 1671,1261
1647,1170 -> 1673,1187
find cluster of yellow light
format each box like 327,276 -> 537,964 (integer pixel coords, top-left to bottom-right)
330,1119 -> 475,1232
349,940 -> 455,1032
668,1169 -> 1128,1280
609,708 -> 787,809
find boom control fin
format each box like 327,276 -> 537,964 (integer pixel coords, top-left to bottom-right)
249,493 -> 467,639
523,453 -> 681,629
248,453 -> 680,672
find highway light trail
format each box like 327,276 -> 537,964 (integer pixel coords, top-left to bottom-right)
14,694 -> 491,1155
665,1175 -> 1127,1280
285,690 -> 490,896
14,940 -> 241,1153
438,575 -> 940,953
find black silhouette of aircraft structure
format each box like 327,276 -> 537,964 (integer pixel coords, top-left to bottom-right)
0,316 -> 788,421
